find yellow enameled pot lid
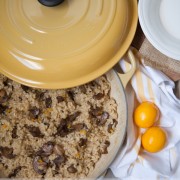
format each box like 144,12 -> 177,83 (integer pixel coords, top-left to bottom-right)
0,0 -> 138,89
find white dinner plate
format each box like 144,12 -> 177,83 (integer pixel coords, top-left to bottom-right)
139,0 -> 180,61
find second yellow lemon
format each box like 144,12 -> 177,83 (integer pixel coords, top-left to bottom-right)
134,102 -> 160,128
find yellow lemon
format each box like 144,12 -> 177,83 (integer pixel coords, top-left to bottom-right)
134,102 -> 160,128
142,127 -> 167,153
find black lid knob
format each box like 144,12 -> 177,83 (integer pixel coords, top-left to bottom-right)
38,0 -> 64,7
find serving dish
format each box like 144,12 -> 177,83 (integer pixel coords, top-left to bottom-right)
0,0 -> 138,89
139,0 -> 180,60
0,50 -> 136,178
0,0 -> 138,177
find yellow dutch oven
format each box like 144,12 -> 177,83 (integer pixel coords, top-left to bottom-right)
0,0 -> 138,89
0,1 -> 138,178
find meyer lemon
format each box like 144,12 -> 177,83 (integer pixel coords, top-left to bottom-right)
142,127 -> 166,153
134,102 -> 160,128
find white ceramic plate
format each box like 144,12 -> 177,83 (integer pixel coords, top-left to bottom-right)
139,0 -> 180,61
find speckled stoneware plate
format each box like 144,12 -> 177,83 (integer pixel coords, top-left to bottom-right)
0,0 -> 137,89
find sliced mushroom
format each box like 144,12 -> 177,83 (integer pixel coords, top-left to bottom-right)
8,166 -> 22,178
67,91 -> 75,101
21,85 -> 31,93
56,112 -> 81,137
0,89 -> 8,104
67,165 -> 77,173
79,85 -> 86,94
35,91 -> 45,101
107,124 -> 113,133
104,140 -> 110,147
90,107 -> 109,126
67,111 -> 81,122
107,119 -> 118,133
90,107 -> 103,117
0,105 -> 8,114
102,147 -> 108,154
53,155 -> 66,167
102,140 -> 110,154
89,81 -> 99,87
56,96 -> 65,103
101,112 -> 109,121
33,155 -> 48,175
12,125 -> 18,139
29,106 -> 41,119
113,119 -> 118,127
3,78 -> 12,86
71,123 -> 85,131
41,142 -> 54,156
53,144 -> 65,156
45,97 -> 52,108
98,112 -> 109,126
56,119 -> 70,137
0,146 -> 16,159
25,125 -> 44,138
93,93 -> 104,100
79,138 -> 87,147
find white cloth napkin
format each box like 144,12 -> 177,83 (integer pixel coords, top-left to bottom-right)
110,50 -> 180,179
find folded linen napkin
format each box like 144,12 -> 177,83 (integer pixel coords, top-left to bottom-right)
110,50 -> 180,179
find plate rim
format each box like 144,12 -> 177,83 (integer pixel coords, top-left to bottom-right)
138,0 -> 180,61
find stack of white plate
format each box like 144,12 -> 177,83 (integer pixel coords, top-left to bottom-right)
139,0 -> 180,61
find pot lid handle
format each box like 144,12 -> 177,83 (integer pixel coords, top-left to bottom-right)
38,0 -> 64,7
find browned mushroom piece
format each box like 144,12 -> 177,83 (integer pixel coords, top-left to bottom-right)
56,112 -> 81,137
107,119 -> 118,133
33,155 -> 49,175
45,97 -> 52,108
12,125 -> 18,139
93,93 -> 104,100
8,166 -> 22,178
71,123 -> 85,131
53,144 -> 65,156
101,112 -> 109,121
101,140 -> 110,154
56,96 -> 65,103
102,147 -> 108,154
41,142 -> 54,156
67,165 -> 77,173
113,119 -> 118,127
79,138 -> 87,147
35,91 -> 45,101
90,107 -> 109,126
25,125 -> 44,138
0,146 -> 16,159
21,85 -> 31,93
3,78 -> 12,86
89,81 -> 99,87
67,91 -> 75,101
90,107 -> 103,117
79,85 -> 86,94
67,111 -> 81,122
98,112 -> 109,125
29,106 -> 41,119
104,140 -> 110,147
56,119 -> 70,137
53,155 -> 66,167
0,104 -> 8,114
0,89 -> 8,104
107,124 -> 113,133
